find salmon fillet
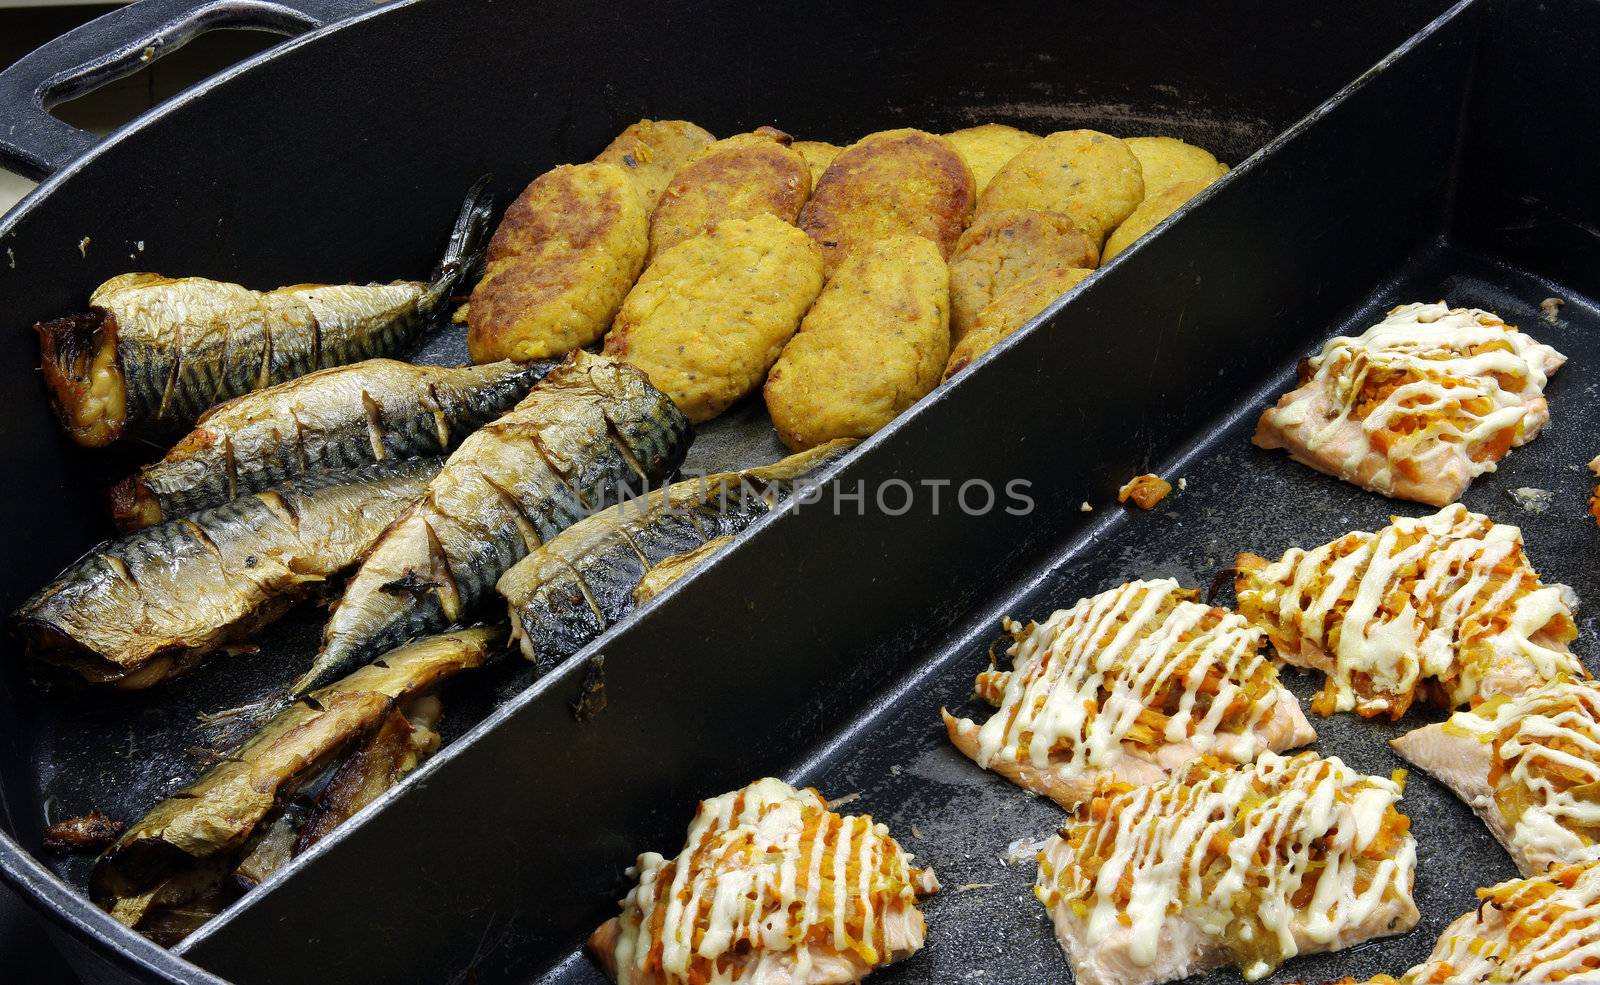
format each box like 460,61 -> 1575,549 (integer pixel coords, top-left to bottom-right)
1254,302 -> 1565,506
588,778 -> 937,985
1035,752 -> 1418,985
1392,676 -> 1600,877
1236,504 -> 1583,719
944,579 -> 1314,809
1396,860 -> 1600,982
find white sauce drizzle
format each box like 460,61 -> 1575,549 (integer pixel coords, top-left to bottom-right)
1239,505 -> 1581,715
1036,752 -> 1413,982
972,579 -> 1292,780
1440,679 -> 1600,870
1262,302 -> 1563,494
1403,861 -> 1600,983
609,778 -> 934,984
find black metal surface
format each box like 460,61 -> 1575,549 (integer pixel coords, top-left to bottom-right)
2,880 -> 81,983
0,0 -> 370,180
4,0 -> 1578,981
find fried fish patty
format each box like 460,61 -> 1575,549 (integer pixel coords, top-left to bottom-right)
765,235 -> 949,450
647,128 -> 811,260
593,119 -> 716,208
605,214 -> 823,423
947,208 -> 1098,341
467,163 -> 648,362
792,140 -> 841,189
944,265 -> 1091,380
944,123 -> 1042,195
798,128 -> 975,276
1103,178 -> 1215,262
978,129 -> 1144,244
1124,135 -> 1227,200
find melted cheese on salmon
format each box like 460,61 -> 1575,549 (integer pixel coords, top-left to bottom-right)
1037,752 -> 1416,984
956,580 -> 1303,787
1256,302 -> 1564,505
601,778 -> 937,985
1236,505 -> 1581,718
1401,861 -> 1600,983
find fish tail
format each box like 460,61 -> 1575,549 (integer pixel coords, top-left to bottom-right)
287,639 -> 357,700
426,175 -> 496,305
195,693 -> 294,751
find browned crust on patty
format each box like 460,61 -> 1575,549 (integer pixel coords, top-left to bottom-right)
798,128 -> 976,276
468,163 -> 648,361
484,163 -> 635,264
593,119 -> 716,208
648,130 -> 811,260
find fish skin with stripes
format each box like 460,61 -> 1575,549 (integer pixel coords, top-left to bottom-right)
109,357 -> 553,530
299,350 -> 690,699
10,456 -> 441,689
33,178 -> 494,447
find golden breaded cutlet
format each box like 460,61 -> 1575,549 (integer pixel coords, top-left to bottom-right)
605,214 -> 823,423
766,235 -> 949,450
791,140 -> 841,189
798,128 -> 975,276
647,127 -> 811,260
944,265 -> 1092,381
593,119 -> 715,208
467,163 -> 648,363
1123,136 -> 1227,200
943,123 -> 1043,196
979,130 -> 1144,244
947,208 -> 1098,340
1103,177 -> 1217,261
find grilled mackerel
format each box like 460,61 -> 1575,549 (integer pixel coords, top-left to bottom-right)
631,535 -> 736,605
302,351 -> 690,697
11,458 -> 440,689
35,179 -> 494,447
92,627 -> 502,937
110,358 -> 552,530
499,441 -> 848,673
233,696 -> 443,890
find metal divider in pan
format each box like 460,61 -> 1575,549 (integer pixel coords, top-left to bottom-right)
165,5 -> 1490,985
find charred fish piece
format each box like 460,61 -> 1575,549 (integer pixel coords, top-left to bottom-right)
36,178 -> 494,447
110,358 -> 553,530
231,806 -> 305,892
233,695 -> 443,889
295,695 -> 442,854
11,457 -> 441,689
302,351 -> 690,697
498,441 -> 849,673
92,627 -> 502,936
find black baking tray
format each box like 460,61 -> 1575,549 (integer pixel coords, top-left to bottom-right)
3,0 -> 1593,982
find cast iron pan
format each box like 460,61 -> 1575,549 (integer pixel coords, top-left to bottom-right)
0,0 -> 1529,982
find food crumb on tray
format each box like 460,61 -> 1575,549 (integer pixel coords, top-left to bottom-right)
1542,296 -> 1565,322
1118,472 -> 1173,509
43,809 -> 124,853
1507,486 -> 1555,513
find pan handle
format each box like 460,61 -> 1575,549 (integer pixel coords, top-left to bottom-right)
0,0 -> 374,181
